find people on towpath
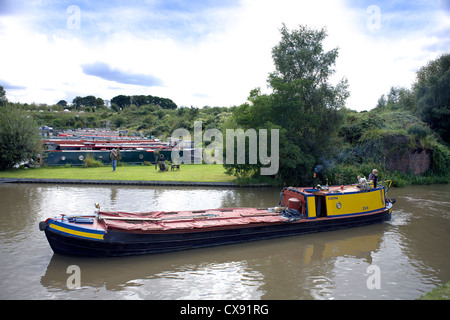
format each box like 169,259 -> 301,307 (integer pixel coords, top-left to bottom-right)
110,148 -> 119,172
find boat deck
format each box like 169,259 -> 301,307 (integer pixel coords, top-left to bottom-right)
288,185 -> 362,195
98,208 -> 287,232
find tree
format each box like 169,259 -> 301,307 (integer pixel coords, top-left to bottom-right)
84,95 -> 97,108
376,94 -> 387,109
111,94 -> 177,110
414,53 -> 450,143
72,95 -> 105,110
270,24 -> 348,163
95,97 -> 105,109
72,96 -> 83,109
375,87 -> 415,111
0,85 -> 7,106
111,95 -> 131,110
271,24 -> 340,85
57,100 -> 68,107
0,105 -> 42,169
131,95 -> 147,107
225,24 -> 349,185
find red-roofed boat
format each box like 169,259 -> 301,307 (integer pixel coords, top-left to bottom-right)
39,182 -> 395,257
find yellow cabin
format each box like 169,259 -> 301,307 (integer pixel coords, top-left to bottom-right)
280,182 -> 392,220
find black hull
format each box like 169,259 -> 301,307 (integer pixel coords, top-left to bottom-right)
44,208 -> 392,257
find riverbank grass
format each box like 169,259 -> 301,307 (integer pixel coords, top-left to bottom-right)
418,281 -> 450,300
0,164 -> 237,183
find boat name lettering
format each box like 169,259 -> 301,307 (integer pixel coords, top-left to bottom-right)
327,196 -> 339,200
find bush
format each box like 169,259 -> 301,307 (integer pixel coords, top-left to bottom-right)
0,105 -> 42,170
326,162 -> 386,185
431,143 -> 450,175
325,164 -> 361,185
406,123 -> 431,140
387,171 -> 408,187
83,155 -> 103,168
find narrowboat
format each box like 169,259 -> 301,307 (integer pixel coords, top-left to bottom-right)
43,149 -> 175,166
42,138 -> 175,166
39,181 -> 395,257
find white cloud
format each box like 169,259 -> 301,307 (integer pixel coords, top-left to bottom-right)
1,0 -> 448,111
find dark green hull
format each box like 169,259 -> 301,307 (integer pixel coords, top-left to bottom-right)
44,150 -> 175,166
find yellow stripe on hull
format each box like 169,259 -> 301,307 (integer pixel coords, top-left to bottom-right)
49,223 -> 104,240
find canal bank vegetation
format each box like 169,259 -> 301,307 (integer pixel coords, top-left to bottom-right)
0,98 -> 42,170
327,104 -> 450,187
0,25 -> 448,187
221,26 -> 450,188
418,281 -> 450,300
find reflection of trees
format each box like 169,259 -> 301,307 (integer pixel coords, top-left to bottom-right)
254,226 -> 383,299
0,184 -> 46,238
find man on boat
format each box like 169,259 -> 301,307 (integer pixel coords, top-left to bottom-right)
369,169 -> 378,188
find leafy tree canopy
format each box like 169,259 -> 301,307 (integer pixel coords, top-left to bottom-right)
413,53 -> 450,143
0,85 -> 7,106
0,104 -> 42,169
224,24 -> 349,185
111,94 -> 177,110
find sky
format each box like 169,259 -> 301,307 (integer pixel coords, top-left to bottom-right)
0,0 -> 449,111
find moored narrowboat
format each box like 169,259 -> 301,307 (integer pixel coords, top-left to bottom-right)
42,138 -> 175,166
39,181 -> 395,257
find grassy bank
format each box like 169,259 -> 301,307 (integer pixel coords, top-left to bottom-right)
2,163 -> 448,187
326,163 -> 450,188
0,164 -> 238,183
418,281 -> 450,300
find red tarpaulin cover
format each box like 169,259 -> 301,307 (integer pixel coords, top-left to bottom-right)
99,208 -> 286,232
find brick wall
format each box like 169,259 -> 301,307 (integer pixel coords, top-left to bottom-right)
408,148 -> 431,175
385,148 -> 431,174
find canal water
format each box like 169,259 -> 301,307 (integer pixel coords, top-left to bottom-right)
0,183 -> 449,300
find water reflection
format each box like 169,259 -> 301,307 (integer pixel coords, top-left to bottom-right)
1,183 -> 449,299
41,246 -> 266,299
39,223 -> 387,300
